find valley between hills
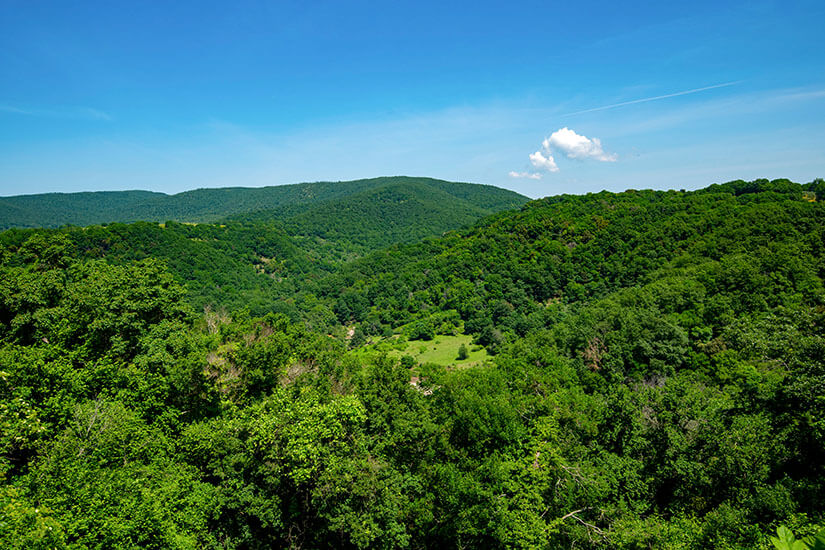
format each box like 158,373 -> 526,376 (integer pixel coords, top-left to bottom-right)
2,176 -> 824,549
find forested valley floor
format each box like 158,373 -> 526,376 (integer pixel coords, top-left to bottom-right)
2,178 -> 825,549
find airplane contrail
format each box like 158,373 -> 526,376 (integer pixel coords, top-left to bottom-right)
562,81 -> 742,117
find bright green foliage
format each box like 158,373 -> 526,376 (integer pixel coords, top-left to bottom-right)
248,388 -> 367,484
1,220 -> 312,315
1,178 -> 825,548
0,485 -> 67,549
772,526 -> 825,550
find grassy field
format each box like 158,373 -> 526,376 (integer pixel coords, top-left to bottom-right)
357,333 -> 490,368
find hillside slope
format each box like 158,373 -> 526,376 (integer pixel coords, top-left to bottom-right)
316,178 -> 825,340
0,220 -> 313,314
230,179 -> 518,262
0,176 -> 528,230
2,178 -> 825,548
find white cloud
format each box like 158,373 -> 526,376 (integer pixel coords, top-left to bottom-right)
509,170 -> 542,180
544,127 -> 617,161
529,150 -> 559,172
510,127 -> 615,178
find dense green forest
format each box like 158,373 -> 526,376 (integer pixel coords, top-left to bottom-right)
0,220 -> 313,316
2,178 -> 825,549
0,176 -> 528,230
226,180 -> 522,262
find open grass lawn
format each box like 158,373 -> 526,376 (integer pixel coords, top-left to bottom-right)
357,333 -> 490,368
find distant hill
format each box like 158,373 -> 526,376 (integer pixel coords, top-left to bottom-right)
0,176 -> 528,230
0,176 -> 529,312
228,179 -> 528,261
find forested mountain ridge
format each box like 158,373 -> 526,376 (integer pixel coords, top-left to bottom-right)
0,177 -> 528,314
0,176 -> 529,230
316,178 -> 825,341
229,180 -> 515,261
2,177 -> 825,549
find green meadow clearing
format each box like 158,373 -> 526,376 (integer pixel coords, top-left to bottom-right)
357,333 -> 490,368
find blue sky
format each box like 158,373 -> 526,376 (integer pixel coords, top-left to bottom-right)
1,0 -> 823,198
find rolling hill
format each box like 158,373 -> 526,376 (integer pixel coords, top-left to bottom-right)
229,179 -> 527,262
0,176 -> 528,230
0,176 -> 530,313
2,177 -> 825,548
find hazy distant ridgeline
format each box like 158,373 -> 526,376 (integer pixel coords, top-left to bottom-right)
0,176 -> 529,230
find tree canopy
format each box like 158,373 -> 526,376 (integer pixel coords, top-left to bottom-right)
1,178 -> 824,548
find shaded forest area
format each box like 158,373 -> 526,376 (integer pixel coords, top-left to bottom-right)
2,178 -> 825,549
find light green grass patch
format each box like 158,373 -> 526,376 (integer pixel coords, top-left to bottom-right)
377,333 -> 490,368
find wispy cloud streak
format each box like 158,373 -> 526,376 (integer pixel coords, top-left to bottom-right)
0,103 -> 112,121
562,81 -> 742,117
